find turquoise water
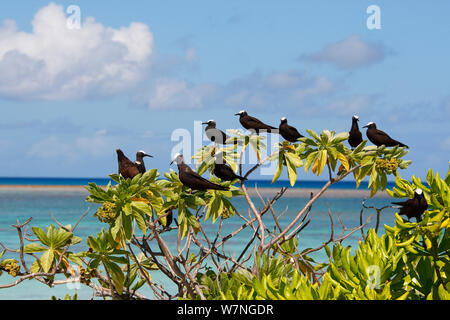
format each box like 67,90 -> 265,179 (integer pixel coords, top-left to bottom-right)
0,183 -> 398,300
0,177 -> 397,189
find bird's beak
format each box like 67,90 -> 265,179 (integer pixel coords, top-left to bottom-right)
170,160 -> 174,165
362,125 -> 368,128
234,113 -> 240,116
144,153 -> 153,158
201,122 -> 208,125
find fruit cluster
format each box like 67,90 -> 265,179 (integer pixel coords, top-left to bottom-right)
78,266 -> 92,285
95,202 -> 117,224
375,158 -> 399,173
1,260 -> 20,277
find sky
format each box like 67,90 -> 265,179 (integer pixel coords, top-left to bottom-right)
0,1 -> 449,182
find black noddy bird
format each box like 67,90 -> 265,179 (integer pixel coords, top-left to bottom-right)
135,150 -> 153,174
392,188 -> 428,222
202,120 -> 236,145
363,122 -> 409,148
160,209 -> 173,229
348,115 -> 363,149
171,153 -> 229,191
279,117 -> 304,143
234,109 -> 277,134
213,152 -> 246,182
116,149 -> 140,179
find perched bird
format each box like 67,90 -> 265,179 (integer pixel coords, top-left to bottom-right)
363,122 -> 409,148
348,115 -> 363,149
235,110 -> 277,134
160,209 -> 173,229
392,188 -> 428,222
213,152 -> 246,182
116,149 -> 140,179
279,117 -> 304,143
165,209 -> 173,228
202,120 -> 234,145
135,150 -> 153,174
171,153 -> 229,191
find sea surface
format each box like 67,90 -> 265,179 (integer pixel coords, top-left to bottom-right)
0,177 -> 399,300
0,176 -> 397,189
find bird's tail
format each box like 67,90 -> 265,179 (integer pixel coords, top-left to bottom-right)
212,184 -> 229,191
238,176 -> 247,182
396,141 -> 409,148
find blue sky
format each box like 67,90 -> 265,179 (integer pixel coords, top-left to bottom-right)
0,1 -> 449,182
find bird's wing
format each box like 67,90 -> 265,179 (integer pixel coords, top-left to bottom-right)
185,166 -> 222,186
220,164 -> 238,176
376,129 -> 408,147
375,129 -> 393,139
246,116 -> 276,129
287,124 -> 303,137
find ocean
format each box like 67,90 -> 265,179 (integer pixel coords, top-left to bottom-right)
0,177 -> 398,300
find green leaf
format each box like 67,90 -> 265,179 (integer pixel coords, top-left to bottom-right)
32,227 -> 50,247
40,249 -> 54,273
131,201 -> 152,216
50,228 -> 73,249
304,151 -> 318,173
316,150 -> 328,176
272,154 -> 284,184
284,152 -> 303,168
331,132 -> 349,144
133,211 -> 147,236
307,129 -> 321,142
103,260 -> 125,294
285,154 -> 298,187
23,243 -> 48,253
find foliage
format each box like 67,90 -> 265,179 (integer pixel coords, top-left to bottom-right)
1,127 -> 448,300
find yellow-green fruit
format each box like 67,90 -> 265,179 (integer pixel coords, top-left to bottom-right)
78,266 -> 91,285
376,159 -> 386,169
3,262 -> 20,277
95,202 -> 117,224
221,208 -> 231,219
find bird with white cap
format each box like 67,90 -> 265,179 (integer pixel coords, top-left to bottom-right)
348,115 -> 363,149
363,122 -> 408,148
392,188 -> 427,222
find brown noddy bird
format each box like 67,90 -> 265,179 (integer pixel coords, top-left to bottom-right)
213,152 -> 246,182
392,188 -> 427,222
116,149 -> 140,179
348,115 -> 363,149
135,150 -> 153,174
171,153 -> 229,191
279,117 -> 304,143
202,120 -> 237,145
235,109 -> 277,134
363,122 -> 408,148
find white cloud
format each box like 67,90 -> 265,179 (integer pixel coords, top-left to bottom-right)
302,34 -> 388,69
29,136 -> 74,159
0,3 -> 154,100
185,47 -> 198,62
29,130 -> 118,160
146,78 -> 216,110
328,95 -> 374,116
222,70 -> 335,110
264,72 -> 302,89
